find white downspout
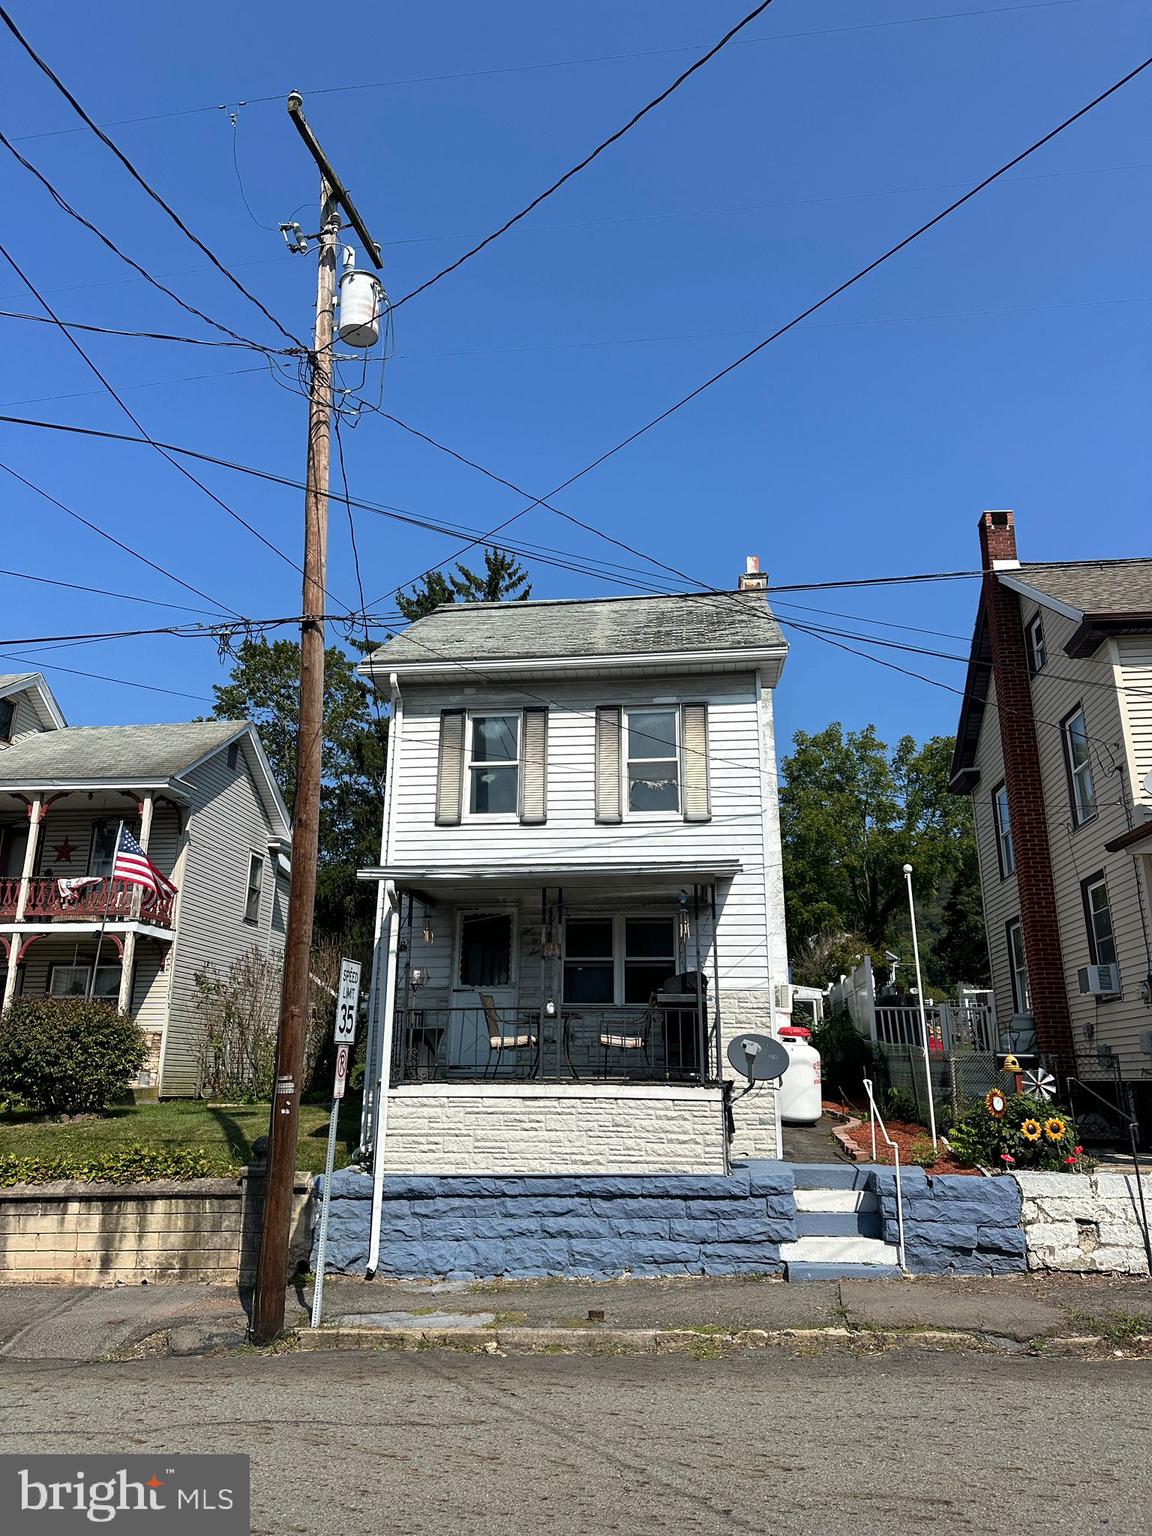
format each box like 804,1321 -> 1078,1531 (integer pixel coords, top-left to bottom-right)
367,878 -> 400,1277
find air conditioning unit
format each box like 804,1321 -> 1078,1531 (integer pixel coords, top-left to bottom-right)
774,983 -> 794,1012
1078,963 -> 1120,996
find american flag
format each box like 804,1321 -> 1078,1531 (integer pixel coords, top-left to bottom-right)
112,825 -> 178,897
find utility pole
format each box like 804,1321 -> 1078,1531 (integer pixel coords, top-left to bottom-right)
251,94 -> 382,1344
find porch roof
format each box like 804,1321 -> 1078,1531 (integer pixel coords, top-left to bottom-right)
358,858 -> 740,893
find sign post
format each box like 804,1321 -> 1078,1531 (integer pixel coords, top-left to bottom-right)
310,958 -> 360,1329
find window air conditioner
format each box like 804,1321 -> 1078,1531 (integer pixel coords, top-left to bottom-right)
1078,963 -> 1120,996
774,983 -> 794,1012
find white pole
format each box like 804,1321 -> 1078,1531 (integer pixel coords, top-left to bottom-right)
903,862 -> 938,1151
366,881 -> 400,1277
89,820 -> 123,1001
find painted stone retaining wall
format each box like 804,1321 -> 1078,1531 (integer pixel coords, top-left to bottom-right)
868,1169 -> 1027,1275
0,1170 -> 313,1285
316,1162 -> 796,1278
1015,1171 -> 1151,1275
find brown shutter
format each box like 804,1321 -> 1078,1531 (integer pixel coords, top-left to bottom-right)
595,706 -> 622,823
519,707 -> 548,824
681,703 -> 711,822
435,709 -> 466,825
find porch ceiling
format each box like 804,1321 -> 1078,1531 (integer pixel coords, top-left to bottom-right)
358,858 -> 740,899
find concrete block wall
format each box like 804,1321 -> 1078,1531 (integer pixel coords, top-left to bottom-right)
0,1172 -> 313,1285
721,990 -> 779,1161
382,1083 -> 728,1174
869,1169 -> 1027,1275
1015,1171 -> 1152,1274
316,1162 -> 796,1278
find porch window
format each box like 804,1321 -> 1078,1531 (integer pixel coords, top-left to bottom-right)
562,914 -> 678,1004
468,714 -> 519,815
626,708 -> 679,813
624,917 -> 677,1003
244,853 -> 264,923
563,918 -> 614,1004
459,912 -> 512,988
0,696 -> 13,743
1062,707 -> 1097,825
49,964 -> 120,1000
88,820 -> 118,878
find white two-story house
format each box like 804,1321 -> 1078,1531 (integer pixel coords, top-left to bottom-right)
355,564 -> 793,1182
0,672 -> 292,1095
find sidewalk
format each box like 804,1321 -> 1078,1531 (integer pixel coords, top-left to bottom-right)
1,1271 -> 1149,1361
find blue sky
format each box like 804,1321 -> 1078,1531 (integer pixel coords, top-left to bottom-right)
1,0 -> 1148,757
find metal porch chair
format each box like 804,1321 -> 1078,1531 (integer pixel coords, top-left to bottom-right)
479,992 -> 539,1078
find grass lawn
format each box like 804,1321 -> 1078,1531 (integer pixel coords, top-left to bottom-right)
0,1097 -> 363,1174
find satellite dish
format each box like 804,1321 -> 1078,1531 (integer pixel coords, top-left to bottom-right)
727,1033 -> 789,1083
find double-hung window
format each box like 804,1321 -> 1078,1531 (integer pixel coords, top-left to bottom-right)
1026,614 -> 1046,675
1062,707 -> 1097,825
563,918 -> 615,1004
49,963 -> 120,1000
993,783 -> 1015,878
1006,919 -> 1031,1013
88,820 -> 118,878
626,708 -> 679,813
563,915 -> 678,1004
244,853 -> 264,923
468,714 -> 520,815
1082,874 -> 1119,988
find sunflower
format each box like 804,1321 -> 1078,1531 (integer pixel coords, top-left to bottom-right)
1021,1119 -> 1042,1142
1044,1117 -> 1067,1142
986,1090 -> 1007,1118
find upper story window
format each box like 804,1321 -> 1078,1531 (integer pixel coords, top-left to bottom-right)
993,783 -> 1015,877
1026,614 -> 1046,675
244,852 -> 264,923
1062,707 -> 1097,825
468,713 -> 520,815
1082,873 -> 1119,978
88,819 -> 118,878
0,697 -> 14,744
626,708 -> 680,813
1006,919 -> 1031,1014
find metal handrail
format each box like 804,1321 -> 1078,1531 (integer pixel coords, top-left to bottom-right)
862,1076 -> 906,1271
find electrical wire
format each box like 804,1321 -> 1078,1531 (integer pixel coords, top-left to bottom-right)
0,650 -> 214,703
0,559 -> 228,618
0,363 -> 270,411
390,0 -> 781,310
0,306 -> 289,352
0,7 -> 306,351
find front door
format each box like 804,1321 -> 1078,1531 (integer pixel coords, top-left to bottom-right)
451,908 -> 518,1067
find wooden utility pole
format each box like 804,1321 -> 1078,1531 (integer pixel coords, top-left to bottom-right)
251,93 -> 381,1343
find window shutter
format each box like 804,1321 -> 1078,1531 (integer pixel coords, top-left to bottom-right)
595,706 -> 623,823
435,709 -> 466,825
681,703 -> 711,822
520,707 -> 548,824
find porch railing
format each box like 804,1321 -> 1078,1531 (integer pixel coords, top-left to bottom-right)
392,1002 -> 710,1085
874,1002 -> 994,1054
0,876 -> 175,927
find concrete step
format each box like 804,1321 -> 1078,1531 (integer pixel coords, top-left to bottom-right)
778,1235 -> 901,1267
788,1163 -> 880,1190
794,1210 -> 882,1239
785,1262 -> 904,1282
794,1189 -> 878,1214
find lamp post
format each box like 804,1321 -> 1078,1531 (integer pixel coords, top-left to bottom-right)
903,862 -> 938,1152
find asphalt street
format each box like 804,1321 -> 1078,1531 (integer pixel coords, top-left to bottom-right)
0,1348 -> 1146,1535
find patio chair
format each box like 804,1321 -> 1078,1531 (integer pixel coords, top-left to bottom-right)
479,993 -> 538,1077
598,1013 -> 650,1078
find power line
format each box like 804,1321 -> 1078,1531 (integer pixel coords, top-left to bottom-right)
390,0 -> 781,310
0,650 -> 214,703
0,306 -> 287,352
0,558 -> 227,618
0,7 -> 305,350
0,362 -> 269,411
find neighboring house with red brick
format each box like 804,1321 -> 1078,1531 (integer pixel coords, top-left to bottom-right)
949,511 -> 1152,1121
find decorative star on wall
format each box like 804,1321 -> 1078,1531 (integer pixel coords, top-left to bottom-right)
51,837 -> 75,864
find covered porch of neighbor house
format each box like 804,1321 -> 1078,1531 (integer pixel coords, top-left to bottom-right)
358,861 -> 779,1177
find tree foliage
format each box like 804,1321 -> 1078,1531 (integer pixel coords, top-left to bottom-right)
780,723 -> 984,991
397,546 -> 532,621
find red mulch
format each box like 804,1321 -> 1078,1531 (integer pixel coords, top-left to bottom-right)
822,1098 -> 980,1177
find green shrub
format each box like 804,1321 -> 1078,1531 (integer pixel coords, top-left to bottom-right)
0,1144 -> 235,1187
811,1008 -> 873,1099
947,1093 -> 1080,1172
905,1136 -> 937,1168
0,997 -> 146,1116
884,1086 -> 919,1123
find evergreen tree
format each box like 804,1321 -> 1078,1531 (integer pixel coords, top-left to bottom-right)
397,547 -> 531,621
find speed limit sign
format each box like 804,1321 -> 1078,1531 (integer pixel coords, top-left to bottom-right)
335,958 -> 360,1045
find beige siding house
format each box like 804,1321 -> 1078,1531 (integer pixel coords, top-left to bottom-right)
950,513 -> 1152,1128
355,569 -> 794,1207
0,673 -> 291,1095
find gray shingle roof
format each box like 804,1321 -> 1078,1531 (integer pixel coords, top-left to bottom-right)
0,719 -> 247,784
0,673 -> 38,693
1010,559 -> 1152,616
367,590 -> 785,669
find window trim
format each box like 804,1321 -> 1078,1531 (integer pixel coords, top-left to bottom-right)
1006,918 -> 1031,1015
454,906 -> 518,992
0,696 -> 14,744
1026,613 -> 1047,676
244,851 -> 264,924
992,782 -> 1015,879
1081,871 -> 1120,995
464,710 -> 521,821
1061,705 -> 1098,827
624,705 -> 682,818
562,911 -> 679,1005
48,962 -> 121,1000
87,819 -> 119,878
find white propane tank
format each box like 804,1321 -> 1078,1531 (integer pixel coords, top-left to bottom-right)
777,1025 -> 822,1125
338,262 -> 384,348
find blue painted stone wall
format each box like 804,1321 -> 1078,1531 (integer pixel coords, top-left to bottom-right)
314,1162 -> 796,1279
868,1169 -> 1026,1275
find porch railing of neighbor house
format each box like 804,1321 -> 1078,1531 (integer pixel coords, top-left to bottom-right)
392,1000 -> 710,1085
873,1002 -> 995,1054
0,876 -> 175,927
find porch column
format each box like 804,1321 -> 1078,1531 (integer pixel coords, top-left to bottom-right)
3,792 -> 42,1013
117,792 -> 154,1016
367,881 -> 401,1276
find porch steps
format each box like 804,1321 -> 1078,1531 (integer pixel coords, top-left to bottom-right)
781,1165 -> 902,1281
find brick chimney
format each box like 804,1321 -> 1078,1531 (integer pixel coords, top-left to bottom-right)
738,555 -> 768,592
978,509 -> 1075,1073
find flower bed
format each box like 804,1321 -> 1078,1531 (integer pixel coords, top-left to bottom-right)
823,1098 -> 980,1177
